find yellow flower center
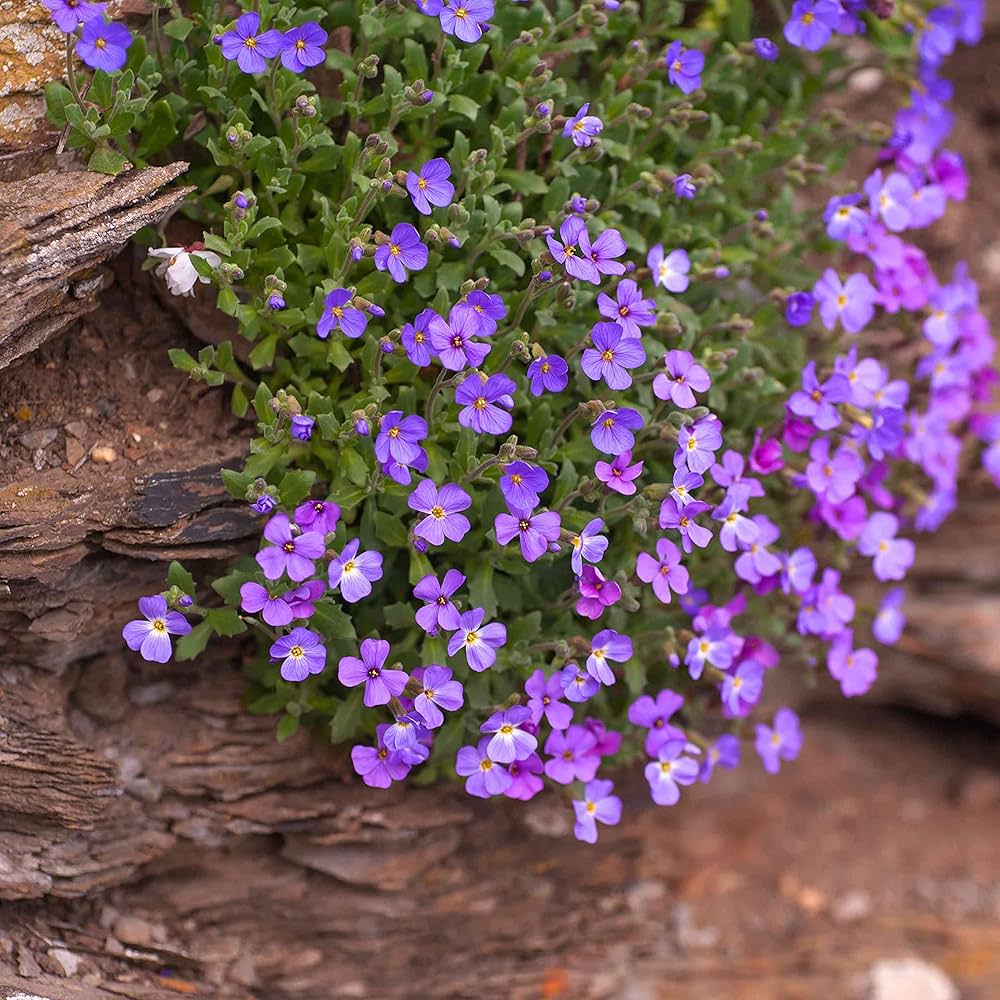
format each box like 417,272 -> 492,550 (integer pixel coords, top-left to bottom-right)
601,349 -> 614,362
465,630 -> 479,645
388,426 -> 400,438
389,244 -> 401,256
152,619 -> 167,632
418,177 -> 428,189
244,37 -> 256,48
290,645 -> 304,658
500,724 -> 514,736
332,306 -> 344,318
343,559 -> 356,573
430,505 -> 446,520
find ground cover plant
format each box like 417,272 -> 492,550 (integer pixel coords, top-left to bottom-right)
46,0 -> 994,841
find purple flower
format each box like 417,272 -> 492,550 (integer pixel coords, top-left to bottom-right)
280,22 -> 327,72
122,595 -> 191,663
352,725 -> 412,788
594,450 -> 644,496
374,223 -> 428,283
597,279 -> 657,338
858,512 -> 914,581
544,725 -> 599,784
560,663 -> 600,702
256,513 -> 326,582
714,493 -> 757,553
338,637 -> 407,707
456,739 -> 511,798
439,0 -> 493,44
527,353 -> 570,395
671,468 -> 705,507
408,480 -> 472,545
673,174 -> 697,199
270,627 -> 327,682
700,734 -> 741,783
294,498 -> 341,535
813,269 -> 878,333
44,0 -> 106,33
406,158 -> 455,215
805,437 -> 865,504
375,411 -> 428,465
447,608 -> 507,671
648,245 -> 690,293
755,708 -> 802,773
664,40 -> 704,94
546,217 -> 599,283
781,547 -> 817,595
712,450 -> 764,500
252,494 -> 277,515
573,779 -> 622,844
563,102 -> 603,147
636,538 -> 689,604
798,568 -> 855,638
328,538 -> 383,602
481,706 -> 537,763
575,565 -> 622,620
317,288 -> 368,339
750,430 -> 785,474
827,630 -> 878,697
658,497 -> 713,553
788,361 -> 851,431
685,626 -> 734,679
586,628 -> 631,685
645,740 -> 700,806
413,569 -> 465,635
579,229 -> 628,283
219,12 -> 283,74
570,517 -> 607,576
753,36 -> 779,60
783,0 -> 839,51
499,461 -> 549,510
495,508 -> 561,562
76,16 -> 132,72
676,416 -> 724,474
785,290 -> 815,327
401,308 -> 439,366
382,712 -> 428,752
290,414 -> 314,441
873,587 -> 906,645
455,372 -> 516,434
465,291 -> 507,336
581,322 -> 646,390
628,689 -> 685,755
653,350 -> 711,408
413,665 -> 464,728
865,170 -> 915,232
526,669 -> 574,730
824,194 -> 869,240
429,304 -> 492,370
720,660 -> 764,716
240,579 -> 324,627
590,407 -> 643,454
505,755 -> 544,800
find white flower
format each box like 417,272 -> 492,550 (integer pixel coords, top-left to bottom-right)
148,246 -> 221,296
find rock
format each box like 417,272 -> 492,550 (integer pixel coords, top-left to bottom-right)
90,445 -> 118,463
957,768 -> 1000,809
64,437 -> 86,466
113,913 -> 155,947
833,890 -> 872,924
64,420 -> 88,438
16,944 -> 41,977
19,427 -> 57,449
868,957 -> 959,1000
44,946 -> 81,977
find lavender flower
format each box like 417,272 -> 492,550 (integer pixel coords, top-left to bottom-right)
456,739 -> 511,797
561,663 -> 601,702
676,416 -> 724,474
439,0 -> 493,44
317,288 -> 368,339
563,103 -> 604,147
455,372 -> 516,434
294,498 -> 341,536
406,158 -> 455,215
785,291 -> 815,326
505,755 -> 544,800
465,291 -> 507,336
590,407 -> 643,453
270,627 -> 327,682
813,269 -> 878,333
595,450 -> 644,495
408,480 -> 472,545
648,245 -> 690,293
664,40 -> 704,94
338,637 -> 407,707
873,588 -> 906,644
755,708 -> 803,773
413,664 -> 464,728
581,322 -> 646,390
586,628 -> 632,685
525,669 -> 574,730
428,304 -> 492,370
659,497 -> 713,553
328,538 -> 384,602
788,361 -> 851,431
858,512 -> 915,581
579,229 -> 628,283
219,12 -> 284,74
673,174 -> 697,199
720,660 -> 764,715
256,514 -> 326,582
290,415 -> 315,441
374,224 -> 428,283
628,689 -> 685,755
401,308 -> 439,366
77,16 -> 133,72
783,0 -> 839,51
570,518 -> 608,575
575,566 -> 622,620
413,569 -> 465,635
573,779 -> 622,844
481,706 -> 537,763
527,353 -> 570,395
700,734 -> 741,782
495,508 -> 561,562
240,579 -> 324,627
44,0 -> 106,33
352,725 -> 412,788
653,350 -> 710,408
685,626 -> 734,679
544,725 -> 599,784
122,596 -> 191,663
753,37 -> 779,60
546,217 -> 600,283
636,538 -> 689,604
827,630 -> 878,697
447,608 -> 507,671
280,22 -> 327,72
499,461 -> 549,510
375,411 -> 428,465
597,279 -> 657,338
645,740 -> 700,805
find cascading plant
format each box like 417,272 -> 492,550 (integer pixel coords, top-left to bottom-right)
47,0 -> 995,841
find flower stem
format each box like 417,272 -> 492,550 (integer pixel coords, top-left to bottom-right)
65,34 -> 87,115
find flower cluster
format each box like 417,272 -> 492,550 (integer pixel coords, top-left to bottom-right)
101,0 -> 993,845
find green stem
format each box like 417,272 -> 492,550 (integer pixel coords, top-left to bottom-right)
265,59 -> 282,134
424,367 -> 449,426
65,34 -> 87,115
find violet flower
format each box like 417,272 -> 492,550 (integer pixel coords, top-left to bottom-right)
428,304 -> 492,370
561,663 -> 601,703
439,0 -> 493,44
413,665 -> 465,728
546,217 -> 600,282
527,354 -> 570,395
586,628 -> 632,685
317,288 -> 368,339
628,689 -> 685,755
294,498 -> 341,535
481,706 -> 537,763
406,158 -> 455,215
570,518 -> 608,575
338,637 -> 407,707
447,609 -> 507,671
327,538 -> 383,602
575,566 -> 622,620
652,350 -> 710,408
594,450 -> 644,496
352,724 -> 413,788
495,508 -> 561,562
500,461 -> 549,510
873,588 -> 906,644
857,512 -> 915,581
408,480 -> 473,545
676,416 -> 724,474
581,322 -> 647,390
664,40 -> 704,94
636,538 -> 689,604
465,291 -> 507,335
413,569 -> 465,635
562,102 -> 604,147
219,12 -> 283,74
44,0 -> 105,33
573,779 -> 622,844
270,627 -> 327,682
827,630 -> 878,697
648,245 -> 690,292
256,513 -> 326,582
375,411 -> 428,465
122,595 -> 191,664
374,223 -> 428,282
280,22 -> 327,72
240,579 -> 324,627
455,372 -> 516,434
544,725 -> 599,784
590,407 -> 644,454
525,669 -> 574,730
456,739 -> 511,798
645,740 -> 700,806
597,278 -> 657,338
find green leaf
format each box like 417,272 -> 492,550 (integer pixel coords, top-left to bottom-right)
327,339 -> 353,372
448,95 -> 480,121
276,713 -> 300,742
163,15 -> 194,40
311,602 -> 357,640
135,99 -> 177,158
246,216 -> 283,241
205,608 -> 247,637
486,247 -> 525,277
279,468 -> 317,507
248,333 -> 277,369
329,687 -> 364,743
88,145 -> 128,175
247,691 -> 286,715
167,561 -> 196,596
220,467 -> 252,499
340,446 -> 369,486
174,621 -> 212,661
202,233 -> 232,256
374,511 -> 410,547
168,348 -> 197,372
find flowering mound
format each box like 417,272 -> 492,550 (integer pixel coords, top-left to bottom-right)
49,0 -> 994,841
